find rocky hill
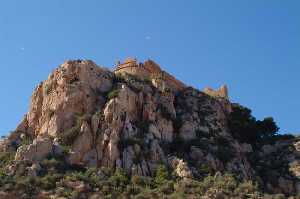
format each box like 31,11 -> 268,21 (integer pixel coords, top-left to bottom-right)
0,59 -> 299,199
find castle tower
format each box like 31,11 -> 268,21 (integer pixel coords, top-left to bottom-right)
203,85 -> 229,99
115,57 -> 138,71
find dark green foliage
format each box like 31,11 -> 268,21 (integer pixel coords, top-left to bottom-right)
143,77 -> 152,84
166,134 -> 234,163
114,73 -> 126,83
107,89 -> 120,100
109,168 -> 129,188
0,161 -> 292,198
228,104 -> 281,146
198,164 -> 214,175
0,151 -> 15,169
114,73 -> 153,94
256,117 -> 280,144
131,175 -> 154,188
84,168 -> 102,187
228,104 -> 258,144
213,136 -> 235,163
154,165 -> 169,185
0,170 -> 14,189
116,73 -> 152,85
215,145 -> 234,163
40,156 -> 69,173
39,174 -> 61,190
15,176 -> 37,196
20,133 -> 33,146
59,114 -> 90,145
60,126 -> 80,145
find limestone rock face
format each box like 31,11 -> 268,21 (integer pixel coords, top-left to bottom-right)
168,157 -> 193,179
6,60 -> 240,176
15,137 -> 52,162
25,60 -> 114,138
2,58 -> 299,197
68,121 -> 94,166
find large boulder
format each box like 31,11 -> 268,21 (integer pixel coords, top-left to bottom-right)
168,157 -> 193,179
15,137 -> 52,162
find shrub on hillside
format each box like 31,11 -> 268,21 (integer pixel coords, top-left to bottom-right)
154,165 -> 169,185
109,168 -> 129,188
107,89 -> 120,100
0,151 -> 15,169
228,104 -> 282,146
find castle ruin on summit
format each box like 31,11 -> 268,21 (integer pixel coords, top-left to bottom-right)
114,58 -> 229,99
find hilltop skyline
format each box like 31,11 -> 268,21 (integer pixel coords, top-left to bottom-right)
0,1 -> 299,135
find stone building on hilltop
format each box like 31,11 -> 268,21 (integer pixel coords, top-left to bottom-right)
203,85 -> 229,99
115,58 -> 230,101
115,58 -> 187,92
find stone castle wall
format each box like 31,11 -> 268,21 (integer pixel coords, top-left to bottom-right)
115,58 -> 229,99
114,58 -> 186,92
203,85 -> 229,99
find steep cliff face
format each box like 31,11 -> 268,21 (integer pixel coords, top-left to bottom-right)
9,59 -> 240,175
0,59 -> 299,198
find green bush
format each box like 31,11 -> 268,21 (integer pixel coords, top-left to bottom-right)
109,168 -> 129,188
39,173 -> 62,190
0,170 -> 14,188
15,176 -> 37,196
0,151 -> 15,169
155,165 -> 169,185
59,114 -> 89,145
0,164 -> 294,198
40,156 -> 66,172
107,89 -> 120,100
215,145 -> 234,163
234,181 -> 260,198
228,104 -> 281,146
198,164 -> 213,175
82,167 -> 102,188
144,77 -> 152,84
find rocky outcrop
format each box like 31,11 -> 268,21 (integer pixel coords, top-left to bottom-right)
115,58 -> 186,92
1,58 -> 299,197
3,60 -> 247,177
15,137 -> 52,162
25,60 -> 114,138
168,157 -> 193,179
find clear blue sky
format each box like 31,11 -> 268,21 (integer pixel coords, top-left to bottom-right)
0,1 -> 299,136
